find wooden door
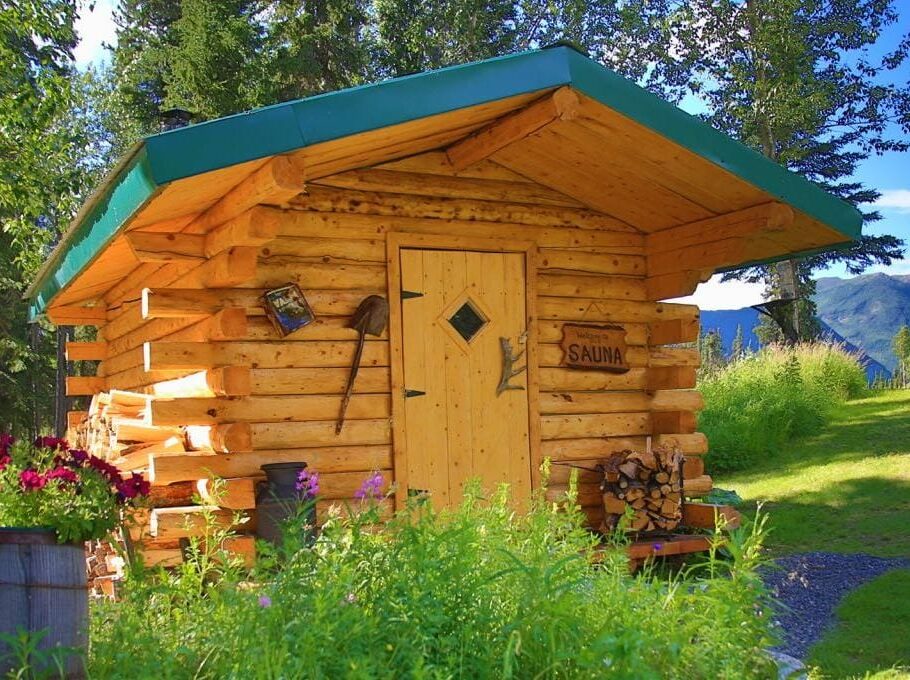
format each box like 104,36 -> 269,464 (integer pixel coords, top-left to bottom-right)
400,248 -> 532,507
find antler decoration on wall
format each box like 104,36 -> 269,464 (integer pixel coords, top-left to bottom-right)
496,335 -> 527,396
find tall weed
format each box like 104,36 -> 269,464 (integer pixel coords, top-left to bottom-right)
699,342 -> 866,472
90,485 -> 777,679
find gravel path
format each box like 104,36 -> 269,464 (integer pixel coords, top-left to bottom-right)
761,552 -> 910,660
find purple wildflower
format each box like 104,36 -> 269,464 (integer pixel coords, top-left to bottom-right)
295,468 -> 320,499
258,595 -> 272,608
354,472 -> 384,501
652,543 -> 663,552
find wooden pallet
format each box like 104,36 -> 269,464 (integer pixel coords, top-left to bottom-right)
593,502 -> 741,569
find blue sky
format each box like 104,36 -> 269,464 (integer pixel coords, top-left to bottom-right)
73,1 -> 909,310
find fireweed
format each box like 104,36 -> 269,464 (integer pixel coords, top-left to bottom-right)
90,478 -> 777,679
295,468 -> 320,499
0,435 -> 149,542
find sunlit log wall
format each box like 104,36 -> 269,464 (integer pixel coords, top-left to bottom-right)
57,150 -> 710,561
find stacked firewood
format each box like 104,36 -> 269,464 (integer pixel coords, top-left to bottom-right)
70,390 -> 187,467
69,390 -> 257,569
601,445 -> 684,533
85,539 -> 125,599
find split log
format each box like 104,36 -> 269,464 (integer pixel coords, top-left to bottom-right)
600,444 -> 685,534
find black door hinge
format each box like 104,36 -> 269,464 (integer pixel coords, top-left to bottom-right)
404,389 -> 426,398
401,290 -> 424,300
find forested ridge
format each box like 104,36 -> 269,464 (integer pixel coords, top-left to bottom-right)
2,0 -> 908,434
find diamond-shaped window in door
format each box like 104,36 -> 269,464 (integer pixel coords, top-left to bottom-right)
448,299 -> 488,342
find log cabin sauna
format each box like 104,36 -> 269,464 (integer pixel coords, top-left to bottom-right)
27,46 -> 861,566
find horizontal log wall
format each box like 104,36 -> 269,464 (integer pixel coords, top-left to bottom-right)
63,150 -> 709,538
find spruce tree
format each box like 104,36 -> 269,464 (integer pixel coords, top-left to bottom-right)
731,324 -> 745,359
892,325 -> 910,386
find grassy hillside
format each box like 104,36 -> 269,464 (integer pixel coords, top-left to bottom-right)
715,390 -> 910,557
715,390 -> 910,678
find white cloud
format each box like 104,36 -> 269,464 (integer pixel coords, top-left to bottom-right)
862,259 -> 910,276
73,0 -> 117,68
670,274 -> 765,310
873,189 -> 910,214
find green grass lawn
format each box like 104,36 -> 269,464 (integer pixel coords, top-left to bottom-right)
806,569 -> 910,679
716,389 -> 910,679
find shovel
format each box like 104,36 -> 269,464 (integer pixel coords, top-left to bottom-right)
336,295 -> 389,434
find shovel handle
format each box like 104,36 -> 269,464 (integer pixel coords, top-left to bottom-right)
336,331 -> 366,434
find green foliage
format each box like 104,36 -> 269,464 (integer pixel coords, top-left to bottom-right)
90,485 -> 777,678
699,342 -> 867,472
891,325 -> 910,386
808,569 -> 910,678
718,389 -> 910,558
165,0 -> 266,119
0,1 -> 107,436
0,627 -> 77,679
0,436 -> 149,543
697,329 -> 726,377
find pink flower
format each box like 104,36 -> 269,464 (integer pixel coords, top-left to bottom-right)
19,469 -> 47,491
34,436 -> 68,451
258,595 -> 272,608
0,454 -> 10,471
0,433 -> 13,456
46,467 -> 79,485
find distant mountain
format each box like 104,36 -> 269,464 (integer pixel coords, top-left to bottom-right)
700,308 -> 763,355
814,272 -> 910,372
699,283 -> 895,382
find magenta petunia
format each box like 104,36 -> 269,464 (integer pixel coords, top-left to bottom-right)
19,469 -> 47,491
116,472 -> 151,502
46,467 -> 79,485
68,449 -> 89,465
88,455 -> 124,485
0,433 -> 13,456
0,454 -> 10,471
34,436 -> 68,451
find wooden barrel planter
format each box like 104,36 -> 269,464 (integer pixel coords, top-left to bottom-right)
0,528 -> 88,677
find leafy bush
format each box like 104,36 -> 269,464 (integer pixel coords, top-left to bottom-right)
90,484 -> 777,679
0,435 -> 150,542
699,342 -> 867,472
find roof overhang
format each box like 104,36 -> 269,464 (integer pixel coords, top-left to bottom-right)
28,46 -> 862,318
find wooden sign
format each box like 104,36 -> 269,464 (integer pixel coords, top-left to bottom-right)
560,324 -> 630,373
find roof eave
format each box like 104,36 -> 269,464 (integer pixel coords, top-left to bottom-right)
26,145 -> 159,319
27,46 -> 863,319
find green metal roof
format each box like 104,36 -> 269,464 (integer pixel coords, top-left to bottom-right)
28,46 -> 863,319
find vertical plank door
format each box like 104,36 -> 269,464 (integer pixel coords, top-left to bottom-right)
400,248 -> 532,507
